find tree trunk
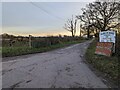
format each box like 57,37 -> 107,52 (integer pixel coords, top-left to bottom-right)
87,27 -> 90,38
80,25 -> 81,37
72,31 -> 74,37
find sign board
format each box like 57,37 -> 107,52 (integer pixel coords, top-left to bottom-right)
99,31 -> 116,43
95,42 -> 113,56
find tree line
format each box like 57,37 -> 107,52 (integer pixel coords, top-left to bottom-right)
64,1 -> 120,38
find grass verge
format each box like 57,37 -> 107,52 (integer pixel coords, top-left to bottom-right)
85,39 -> 119,86
2,39 -> 87,58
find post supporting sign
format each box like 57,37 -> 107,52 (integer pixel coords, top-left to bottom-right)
95,31 -> 116,56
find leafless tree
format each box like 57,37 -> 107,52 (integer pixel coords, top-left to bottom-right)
77,1 -> 120,37
64,16 -> 77,37
79,24 -> 82,37
76,8 -> 93,38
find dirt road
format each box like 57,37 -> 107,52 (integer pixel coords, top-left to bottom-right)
2,40 -> 108,88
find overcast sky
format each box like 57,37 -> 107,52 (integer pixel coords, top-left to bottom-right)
2,1 -> 95,36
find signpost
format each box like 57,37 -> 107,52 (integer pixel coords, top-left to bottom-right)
95,31 -> 116,56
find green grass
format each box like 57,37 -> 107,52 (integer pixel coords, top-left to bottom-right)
2,39 -> 87,58
85,39 -> 119,86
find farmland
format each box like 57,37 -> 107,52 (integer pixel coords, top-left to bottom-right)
2,34 -> 88,57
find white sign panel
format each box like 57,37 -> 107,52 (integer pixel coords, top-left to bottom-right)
99,31 -> 116,43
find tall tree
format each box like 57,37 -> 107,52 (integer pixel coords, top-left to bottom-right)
79,24 -> 82,37
64,16 -> 77,37
77,1 -> 120,37
76,8 -> 93,38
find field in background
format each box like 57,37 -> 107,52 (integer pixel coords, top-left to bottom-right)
2,34 -> 88,57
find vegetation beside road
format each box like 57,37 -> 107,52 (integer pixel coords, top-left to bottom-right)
2,37 -> 87,57
85,34 -> 120,86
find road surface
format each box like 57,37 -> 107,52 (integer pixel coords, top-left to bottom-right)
2,40 -> 108,88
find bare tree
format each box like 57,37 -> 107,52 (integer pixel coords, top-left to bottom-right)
77,1 -> 120,37
76,8 -> 93,38
64,16 -> 77,37
79,24 -> 82,37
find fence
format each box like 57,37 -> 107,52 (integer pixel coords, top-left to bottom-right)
2,36 -> 83,48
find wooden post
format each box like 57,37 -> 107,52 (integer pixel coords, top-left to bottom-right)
29,35 -> 32,48
113,31 -> 117,53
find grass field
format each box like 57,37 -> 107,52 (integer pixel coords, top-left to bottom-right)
85,38 -> 119,86
2,39 -> 87,58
